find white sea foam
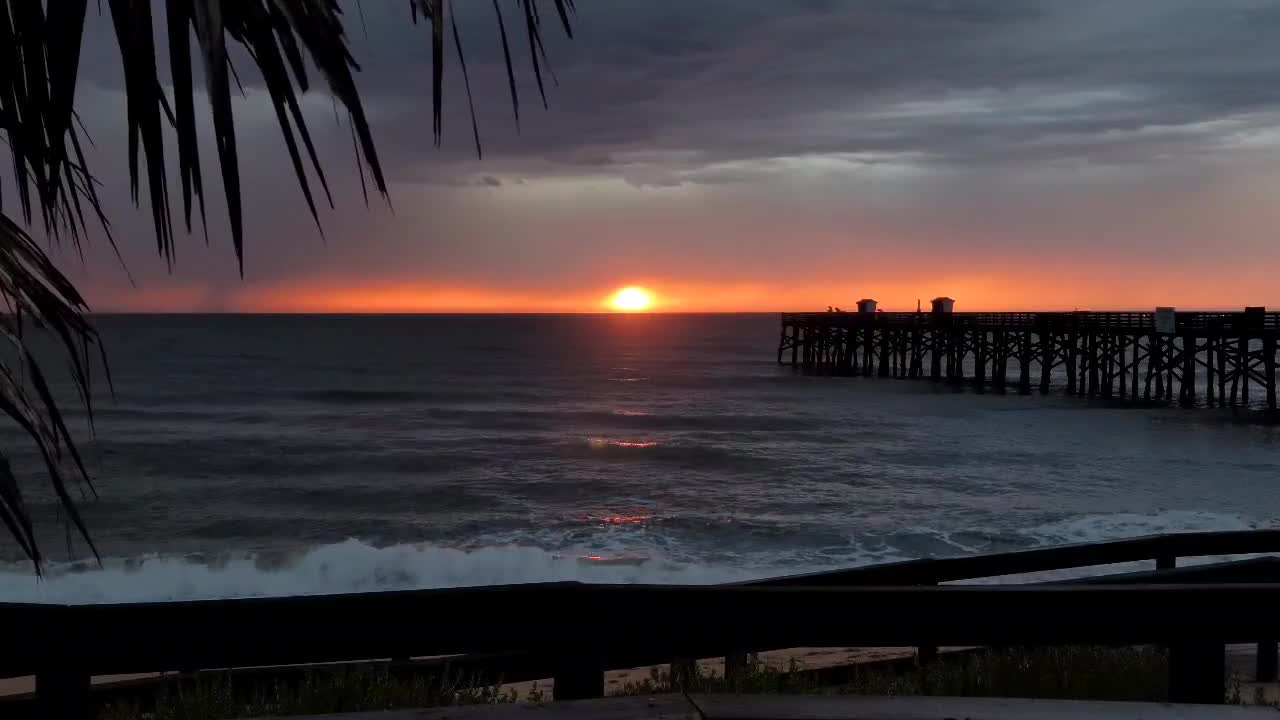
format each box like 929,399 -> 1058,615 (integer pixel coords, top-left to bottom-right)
3,511 -> 1273,604
0,540 -> 772,604
1018,510 -> 1272,546
953,510 -> 1280,584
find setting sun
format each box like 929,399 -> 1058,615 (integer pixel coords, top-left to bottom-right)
609,286 -> 655,312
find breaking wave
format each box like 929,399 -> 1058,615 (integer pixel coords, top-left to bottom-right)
4,510 -> 1272,605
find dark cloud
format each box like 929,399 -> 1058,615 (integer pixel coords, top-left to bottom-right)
240,0 -> 1273,196
72,2 -> 1280,185
43,1 -> 1280,309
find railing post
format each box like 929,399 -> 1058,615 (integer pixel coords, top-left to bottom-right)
916,580 -> 939,666
1257,640 -> 1278,682
724,648 -> 748,686
915,645 -> 938,666
671,657 -> 697,690
37,667 -> 93,720
552,650 -> 604,701
1168,642 -> 1225,703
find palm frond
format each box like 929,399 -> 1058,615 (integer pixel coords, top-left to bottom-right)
522,0 -> 551,109
166,0 -> 207,238
492,0 -> 522,130
451,10 -> 483,159
0,215 -> 103,573
415,0 -> 576,147
0,0 -> 575,569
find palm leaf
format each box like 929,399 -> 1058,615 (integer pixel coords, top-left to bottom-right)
166,0 -> 207,238
522,0 -> 551,109
451,8 -> 483,159
0,216 -> 103,572
492,0 -> 522,130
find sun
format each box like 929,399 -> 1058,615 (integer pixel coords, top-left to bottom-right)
609,286 -> 655,312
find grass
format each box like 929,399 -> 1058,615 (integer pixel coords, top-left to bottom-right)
97,669 -> 541,720
621,646 -> 1169,702
97,646 -> 1175,719
841,646 -> 1168,701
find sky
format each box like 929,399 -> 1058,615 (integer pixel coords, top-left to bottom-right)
36,1 -> 1280,312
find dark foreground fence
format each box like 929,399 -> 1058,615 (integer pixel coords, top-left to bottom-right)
7,530 -> 1280,718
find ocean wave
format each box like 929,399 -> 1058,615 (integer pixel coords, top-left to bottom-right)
0,541 -> 770,605
1018,510 -> 1275,546
3,511 -> 1273,604
920,511 -> 1280,585
424,407 -> 819,433
89,387 -> 550,411
293,389 -> 476,404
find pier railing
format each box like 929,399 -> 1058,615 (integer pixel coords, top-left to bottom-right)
5,530 -> 1280,717
780,310 -> 1280,332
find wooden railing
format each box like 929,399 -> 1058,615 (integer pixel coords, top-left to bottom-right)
5,530 -> 1280,718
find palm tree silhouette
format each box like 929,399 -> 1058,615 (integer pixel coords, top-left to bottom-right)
0,0 -> 574,572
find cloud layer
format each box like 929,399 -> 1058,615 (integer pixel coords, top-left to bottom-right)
45,1 -> 1280,311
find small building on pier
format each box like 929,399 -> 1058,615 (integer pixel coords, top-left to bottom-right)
857,299 -> 878,314
931,297 -> 955,313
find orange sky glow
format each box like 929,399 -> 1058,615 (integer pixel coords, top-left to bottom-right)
88,269 -> 1280,314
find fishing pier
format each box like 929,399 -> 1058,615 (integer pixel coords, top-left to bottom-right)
778,300 -> 1280,410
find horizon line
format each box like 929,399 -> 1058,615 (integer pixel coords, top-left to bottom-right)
83,306 -> 1277,316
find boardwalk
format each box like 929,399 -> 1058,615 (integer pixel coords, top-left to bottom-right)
778,306 -> 1280,410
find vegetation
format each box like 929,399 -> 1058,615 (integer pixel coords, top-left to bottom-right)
88,646 -> 1185,719
0,0 -> 573,568
846,645 -> 1171,702
97,668 -> 538,720
625,646 -> 1171,703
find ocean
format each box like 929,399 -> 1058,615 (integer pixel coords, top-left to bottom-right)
2,313 -> 1279,603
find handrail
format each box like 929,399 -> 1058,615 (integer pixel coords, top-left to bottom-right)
5,583 -> 1280,673
6,529 -> 1280,713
